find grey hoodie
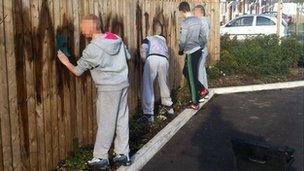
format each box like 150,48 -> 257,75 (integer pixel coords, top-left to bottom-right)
74,33 -> 131,91
179,16 -> 207,54
201,17 -> 211,40
140,35 -> 169,62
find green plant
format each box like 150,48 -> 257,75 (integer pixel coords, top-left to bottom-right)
281,36 -> 304,67
207,66 -> 222,79
57,147 -> 93,170
208,35 -> 303,80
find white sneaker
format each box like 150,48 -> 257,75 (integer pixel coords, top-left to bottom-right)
87,157 -> 101,165
199,98 -> 205,103
87,157 -> 110,169
164,106 -> 175,115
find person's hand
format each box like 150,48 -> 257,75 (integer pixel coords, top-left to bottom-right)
57,51 -> 70,66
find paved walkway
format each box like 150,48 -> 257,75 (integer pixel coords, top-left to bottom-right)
142,88 -> 304,171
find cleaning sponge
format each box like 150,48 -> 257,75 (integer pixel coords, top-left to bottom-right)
56,35 -> 71,58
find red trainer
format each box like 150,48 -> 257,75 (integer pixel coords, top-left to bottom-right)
199,88 -> 209,98
186,103 -> 199,110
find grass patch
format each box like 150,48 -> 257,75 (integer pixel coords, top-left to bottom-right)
56,147 -> 93,170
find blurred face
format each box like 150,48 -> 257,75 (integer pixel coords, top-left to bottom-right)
193,8 -> 202,18
81,19 -> 97,38
154,25 -> 162,35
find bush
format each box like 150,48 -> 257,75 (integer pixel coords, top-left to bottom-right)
281,37 -> 303,67
208,35 -> 303,79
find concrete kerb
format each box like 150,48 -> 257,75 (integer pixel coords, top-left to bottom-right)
118,80 -> 304,171
118,91 -> 215,171
213,80 -> 304,95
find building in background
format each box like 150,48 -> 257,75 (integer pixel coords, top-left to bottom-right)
220,0 -> 302,25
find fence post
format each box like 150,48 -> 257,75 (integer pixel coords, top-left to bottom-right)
276,0 -> 283,37
209,0 -> 221,65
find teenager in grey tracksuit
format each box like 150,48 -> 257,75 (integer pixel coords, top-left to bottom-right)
194,5 -> 211,101
199,16 -> 210,90
57,15 -> 131,169
75,33 -> 131,161
178,2 -> 207,109
140,35 -> 174,123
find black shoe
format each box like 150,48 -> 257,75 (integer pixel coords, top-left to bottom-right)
87,157 -> 110,170
136,114 -> 154,123
162,105 -> 175,119
113,154 -> 132,167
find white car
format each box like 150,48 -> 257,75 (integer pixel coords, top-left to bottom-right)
220,14 -> 288,39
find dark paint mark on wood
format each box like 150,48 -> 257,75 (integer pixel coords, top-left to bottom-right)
15,0 -> 78,140
172,11 -> 178,42
14,0 -> 59,168
14,0 -> 30,165
135,1 -> 144,102
100,12 -> 126,42
99,12 -> 105,33
110,15 -> 125,40
35,0 -> 55,103
144,12 -> 149,37
56,13 -> 76,117
104,12 -> 112,33
78,32 -> 90,91
152,6 -> 169,38
135,1 -> 143,69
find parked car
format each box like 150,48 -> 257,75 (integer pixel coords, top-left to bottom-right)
262,11 -> 293,25
220,14 -> 288,39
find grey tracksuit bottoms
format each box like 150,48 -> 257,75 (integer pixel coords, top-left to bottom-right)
142,56 -> 173,115
93,87 -> 130,159
198,47 -> 209,89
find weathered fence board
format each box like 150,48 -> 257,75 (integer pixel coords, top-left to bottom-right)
21,0 -> 39,170
0,0 -> 220,170
0,3 -> 4,170
0,0 -> 14,170
3,0 -> 23,170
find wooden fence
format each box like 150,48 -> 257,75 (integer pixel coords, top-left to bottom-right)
0,0 -> 220,170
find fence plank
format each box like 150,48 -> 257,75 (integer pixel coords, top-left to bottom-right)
14,0 -> 34,170
3,0 -> 22,170
46,0 -> 60,167
0,0 -> 13,170
0,1 -> 3,167
55,0 -> 67,161
38,0 -> 54,168
53,0 -> 64,162
60,0 -> 70,159
81,0 -> 89,146
209,0 -> 220,64
66,0 -> 75,156
72,0 -> 83,148
22,0 -> 39,169
87,0 -> 94,146
29,0 -> 47,170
